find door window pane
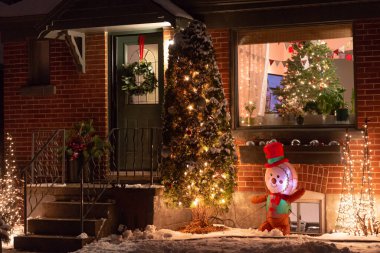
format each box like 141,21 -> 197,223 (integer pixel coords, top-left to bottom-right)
124,43 -> 159,104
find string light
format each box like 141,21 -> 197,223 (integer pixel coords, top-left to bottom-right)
335,130 -> 358,235
357,119 -> 376,235
0,133 -> 23,233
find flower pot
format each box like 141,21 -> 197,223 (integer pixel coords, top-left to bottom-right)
67,157 -> 91,183
336,108 -> 349,121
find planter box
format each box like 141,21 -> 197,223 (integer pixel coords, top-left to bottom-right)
239,145 -> 341,164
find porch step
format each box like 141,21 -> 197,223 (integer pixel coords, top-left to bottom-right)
14,234 -> 94,252
28,217 -> 110,237
42,201 -> 115,219
14,198 -> 117,252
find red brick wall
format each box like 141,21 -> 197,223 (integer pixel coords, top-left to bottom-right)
353,18 -> 380,194
209,29 -> 230,105
3,34 -> 108,167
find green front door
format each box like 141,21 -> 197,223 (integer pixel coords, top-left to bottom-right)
113,32 -> 163,173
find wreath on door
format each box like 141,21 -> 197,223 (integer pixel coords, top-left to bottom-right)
121,35 -> 158,96
121,60 -> 157,96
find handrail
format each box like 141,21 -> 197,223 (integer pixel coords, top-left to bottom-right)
79,127 -> 162,235
21,129 -> 61,176
23,129 -> 65,235
21,126 -> 162,237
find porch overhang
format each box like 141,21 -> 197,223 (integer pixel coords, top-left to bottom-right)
35,0 -> 192,38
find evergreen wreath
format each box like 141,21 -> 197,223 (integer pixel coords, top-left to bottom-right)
121,60 -> 158,96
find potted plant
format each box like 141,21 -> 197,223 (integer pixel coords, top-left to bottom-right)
316,87 -> 345,120
65,120 -> 108,182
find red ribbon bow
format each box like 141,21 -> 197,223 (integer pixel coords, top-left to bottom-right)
138,35 -> 145,61
270,193 -> 283,205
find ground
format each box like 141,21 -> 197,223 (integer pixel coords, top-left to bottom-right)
2,226 -> 380,253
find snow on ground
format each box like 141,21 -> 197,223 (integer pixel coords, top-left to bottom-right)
2,226 -> 380,253
72,226 -> 380,253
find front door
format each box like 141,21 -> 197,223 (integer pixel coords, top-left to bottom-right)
112,32 -> 163,173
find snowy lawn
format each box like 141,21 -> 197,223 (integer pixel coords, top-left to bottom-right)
73,226 -> 380,253
2,226 -> 380,253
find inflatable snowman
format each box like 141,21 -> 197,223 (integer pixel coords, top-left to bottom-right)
251,141 -> 305,235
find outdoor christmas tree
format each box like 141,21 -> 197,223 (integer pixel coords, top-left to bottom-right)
335,131 -> 358,234
273,41 -> 344,116
161,20 -> 236,227
0,133 -> 23,231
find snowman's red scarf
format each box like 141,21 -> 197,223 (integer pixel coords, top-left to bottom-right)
270,192 -> 287,205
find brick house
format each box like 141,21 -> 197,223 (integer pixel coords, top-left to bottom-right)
1,0 -> 380,251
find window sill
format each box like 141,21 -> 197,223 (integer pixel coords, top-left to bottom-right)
20,84 -> 56,96
239,145 -> 341,164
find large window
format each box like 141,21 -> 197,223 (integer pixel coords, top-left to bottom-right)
237,24 -> 354,127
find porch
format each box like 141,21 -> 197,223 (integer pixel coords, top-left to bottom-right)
13,128 -> 192,252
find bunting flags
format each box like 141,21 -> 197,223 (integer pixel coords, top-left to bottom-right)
242,41 -> 353,68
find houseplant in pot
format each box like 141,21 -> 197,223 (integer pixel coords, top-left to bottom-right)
316,87 -> 345,121
65,120 -> 109,182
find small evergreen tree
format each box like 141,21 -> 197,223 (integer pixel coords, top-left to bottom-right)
161,21 -> 236,225
0,133 -> 23,232
273,41 -> 344,116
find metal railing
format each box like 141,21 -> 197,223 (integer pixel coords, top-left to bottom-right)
22,129 -> 65,234
22,127 -> 162,235
108,127 -> 162,185
78,127 -> 162,234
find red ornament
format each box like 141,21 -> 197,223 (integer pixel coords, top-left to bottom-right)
288,46 -> 294,53
186,129 -> 192,135
346,54 -> 353,61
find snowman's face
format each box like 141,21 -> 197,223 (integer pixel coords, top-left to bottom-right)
264,162 -> 297,195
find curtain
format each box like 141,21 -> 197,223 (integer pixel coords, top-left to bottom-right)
238,43 -> 269,124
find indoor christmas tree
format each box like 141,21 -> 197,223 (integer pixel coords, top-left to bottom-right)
161,20 -> 236,229
356,119 -> 376,235
273,41 -> 344,117
0,133 -> 23,232
335,131 -> 358,234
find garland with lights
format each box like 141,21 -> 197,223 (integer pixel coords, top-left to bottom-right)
121,60 -> 158,96
356,119 -> 376,235
161,20 -> 237,223
335,130 -> 359,234
0,133 -> 23,233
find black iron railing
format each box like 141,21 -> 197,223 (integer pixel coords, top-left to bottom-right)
22,129 -> 66,234
22,127 -> 162,235
108,127 -> 162,185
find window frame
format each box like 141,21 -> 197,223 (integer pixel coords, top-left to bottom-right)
231,23 -> 357,130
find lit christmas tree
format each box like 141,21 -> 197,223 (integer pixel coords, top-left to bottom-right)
356,119 -> 376,235
273,41 -> 344,116
0,133 -> 23,232
335,131 -> 358,234
161,20 -> 237,227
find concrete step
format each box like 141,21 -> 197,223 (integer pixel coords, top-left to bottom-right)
28,218 -> 109,237
14,234 -> 94,252
41,201 -> 115,219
